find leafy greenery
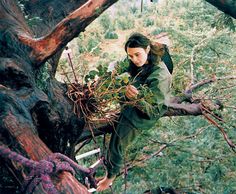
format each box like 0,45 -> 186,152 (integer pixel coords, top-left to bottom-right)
35,62 -> 50,92
116,16 -> 135,30
104,31 -> 119,39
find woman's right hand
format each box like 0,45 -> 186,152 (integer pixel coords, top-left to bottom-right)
125,85 -> 139,99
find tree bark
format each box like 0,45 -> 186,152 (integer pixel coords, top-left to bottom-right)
20,0 -> 88,36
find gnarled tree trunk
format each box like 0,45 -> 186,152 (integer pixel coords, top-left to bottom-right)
0,0 -> 118,193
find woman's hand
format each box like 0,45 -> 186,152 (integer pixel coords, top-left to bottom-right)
125,85 -> 139,99
97,176 -> 115,192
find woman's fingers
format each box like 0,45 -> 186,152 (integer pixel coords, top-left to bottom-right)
125,85 -> 139,99
126,86 -> 138,97
127,85 -> 138,93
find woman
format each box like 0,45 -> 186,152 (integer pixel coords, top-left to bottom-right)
97,33 -> 172,191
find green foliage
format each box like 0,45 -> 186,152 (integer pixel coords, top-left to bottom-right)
116,16 -> 135,30
143,17 -> 155,27
129,5 -> 139,14
99,13 -> 115,32
77,36 -> 101,55
87,38 -> 100,54
85,60 -> 130,93
26,16 -> 43,28
150,28 -> 168,36
212,14 -> 235,32
35,62 -> 50,92
104,31 -> 119,39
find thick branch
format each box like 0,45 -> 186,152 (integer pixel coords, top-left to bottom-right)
19,0 -> 118,66
164,103 -> 202,116
18,0 -> 88,76
205,0 -> 236,19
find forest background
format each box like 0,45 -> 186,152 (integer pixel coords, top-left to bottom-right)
55,0 -> 236,193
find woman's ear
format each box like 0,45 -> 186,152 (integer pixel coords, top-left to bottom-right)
146,45 -> 150,54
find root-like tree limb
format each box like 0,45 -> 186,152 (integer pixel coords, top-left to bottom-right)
18,0 -> 118,66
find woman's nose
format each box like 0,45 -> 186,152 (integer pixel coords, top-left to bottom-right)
132,57 -> 138,63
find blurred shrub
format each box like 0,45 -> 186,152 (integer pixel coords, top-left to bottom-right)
104,31 -> 119,39
212,14 -> 235,31
116,16 -> 135,30
151,28 -> 166,35
77,35 -> 101,55
129,5 -> 139,14
99,13 -> 115,31
143,18 -> 155,27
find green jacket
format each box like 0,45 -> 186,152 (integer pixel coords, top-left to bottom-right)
106,61 -> 172,178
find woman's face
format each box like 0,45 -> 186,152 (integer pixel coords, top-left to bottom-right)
127,47 -> 150,67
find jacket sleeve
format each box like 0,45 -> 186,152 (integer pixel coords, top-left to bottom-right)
136,63 -> 172,119
161,45 -> 174,74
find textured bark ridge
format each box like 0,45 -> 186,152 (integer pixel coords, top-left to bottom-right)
0,0 -> 233,193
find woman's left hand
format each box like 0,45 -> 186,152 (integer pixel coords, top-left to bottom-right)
125,85 -> 139,99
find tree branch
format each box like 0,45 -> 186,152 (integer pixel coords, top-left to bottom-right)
77,100 -> 225,144
76,102 -> 205,146
18,0 -> 118,66
189,76 -> 236,91
125,144 -> 168,171
201,106 -> 236,150
164,103 -> 202,116
205,0 -> 236,19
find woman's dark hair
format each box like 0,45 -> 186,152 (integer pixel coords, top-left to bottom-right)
125,33 -> 164,81
125,33 -> 151,52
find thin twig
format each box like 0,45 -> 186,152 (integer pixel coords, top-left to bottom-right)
67,52 -> 78,84
201,108 -> 236,151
